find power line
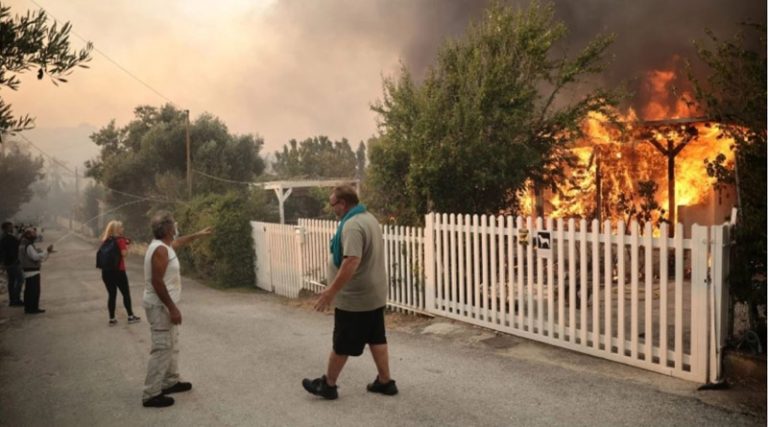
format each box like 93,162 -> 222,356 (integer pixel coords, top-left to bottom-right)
15,133 -> 186,206
20,1 -> 264,194
16,133 -> 78,176
27,0 -> 177,106
18,1 -> 262,201
193,169 -> 258,186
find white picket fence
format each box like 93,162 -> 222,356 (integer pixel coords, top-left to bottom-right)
297,219 -> 426,313
251,213 -> 731,383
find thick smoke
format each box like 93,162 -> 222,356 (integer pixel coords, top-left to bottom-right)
271,0 -> 764,114
8,0 -> 764,159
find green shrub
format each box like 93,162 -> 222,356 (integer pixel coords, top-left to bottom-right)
175,189 -> 276,288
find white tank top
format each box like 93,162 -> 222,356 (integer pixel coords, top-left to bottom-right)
143,239 -> 182,306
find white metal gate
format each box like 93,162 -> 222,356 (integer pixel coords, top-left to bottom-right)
250,221 -> 303,298
424,213 -> 730,383
251,222 -> 272,292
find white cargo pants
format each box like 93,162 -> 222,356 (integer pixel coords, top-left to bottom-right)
142,303 -> 180,401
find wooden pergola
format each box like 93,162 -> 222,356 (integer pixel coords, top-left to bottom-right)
636,117 -> 710,228
251,179 -> 359,224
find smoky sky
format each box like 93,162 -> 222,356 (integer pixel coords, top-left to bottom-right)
283,0 -> 765,108
6,0 -> 765,166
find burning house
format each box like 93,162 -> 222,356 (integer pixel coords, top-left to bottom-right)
522,68 -> 737,236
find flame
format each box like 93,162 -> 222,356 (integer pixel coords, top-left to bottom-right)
521,66 -> 736,225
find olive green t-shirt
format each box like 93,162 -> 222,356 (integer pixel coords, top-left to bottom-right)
327,211 -> 388,311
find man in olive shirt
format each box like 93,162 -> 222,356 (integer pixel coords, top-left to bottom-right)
302,185 -> 398,400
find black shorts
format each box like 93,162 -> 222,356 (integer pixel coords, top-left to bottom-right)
333,307 -> 387,356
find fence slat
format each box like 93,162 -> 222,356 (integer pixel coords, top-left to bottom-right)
546,217 -> 554,336
481,215 -> 490,323
580,219 -> 588,346
516,216 -> 525,330
527,217 -> 535,333
557,218 -> 565,340
592,219 -> 600,350
674,223 -> 684,370
604,220 -> 612,353
490,216 -> 498,325
506,216 -> 515,328
659,222 -> 669,368
457,216 -> 466,317
644,222 -> 653,363
568,219 -> 577,343
617,221 -> 626,357
473,215 -> 481,321
450,215 -> 458,315
441,215 -> 449,311
630,221 -> 639,359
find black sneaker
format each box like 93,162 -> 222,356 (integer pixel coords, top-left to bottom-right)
108,318 -> 117,326
162,382 -> 192,394
302,375 -> 338,400
143,394 -> 174,408
367,377 -> 398,395
127,315 -> 141,324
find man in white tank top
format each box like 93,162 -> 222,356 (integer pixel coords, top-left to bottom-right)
141,211 -> 212,408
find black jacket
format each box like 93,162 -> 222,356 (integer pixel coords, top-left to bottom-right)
0,233 -> 20,266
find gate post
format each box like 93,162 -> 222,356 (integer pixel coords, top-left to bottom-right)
250,221 -> 259,288
690,224 -> 710,382
294,225 -> 306,298
424,213 -> 436,312
708,224 -> 731,383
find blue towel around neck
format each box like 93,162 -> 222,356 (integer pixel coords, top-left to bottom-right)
330,203 -> 366,268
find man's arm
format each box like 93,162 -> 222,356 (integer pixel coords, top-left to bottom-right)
26,244 -> 49,262
151,246 -> 182,325
171,226 -> 213,251
314,255 -> 361,311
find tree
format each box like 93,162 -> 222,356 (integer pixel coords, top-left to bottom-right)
85,104 -> 266,236
688,23 -> 766,345
78,182 -> 103,235
0,143 -> 44,219
366,71 -> 422,224
13,156 -> 77,222
355,140 -> 366,181
271,136 -> 357,222
368,1 -> 617,224
272,136 -> 356,178
0,3 -> 92,133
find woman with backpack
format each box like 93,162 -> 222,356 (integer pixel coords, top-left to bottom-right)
99,221 -> 140,326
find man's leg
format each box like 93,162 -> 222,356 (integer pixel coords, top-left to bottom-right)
13,265 -> 24,303
143,305 -> 173,401
369,344 -> 391,383
325,351 -> 348,386
23,275 -> 40,312
7,265 -> 22,304
161,324 -> 180,389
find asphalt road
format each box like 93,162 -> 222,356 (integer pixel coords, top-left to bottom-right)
0,229 -> 763,426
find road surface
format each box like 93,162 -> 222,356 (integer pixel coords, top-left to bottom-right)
0,228 -> 763,426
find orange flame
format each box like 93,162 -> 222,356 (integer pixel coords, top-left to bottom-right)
521,66 -> 736,225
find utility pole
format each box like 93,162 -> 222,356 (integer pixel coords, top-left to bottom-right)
595,152 -> 602,223
0,131 -> 5,156
185,109 -> 192,198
